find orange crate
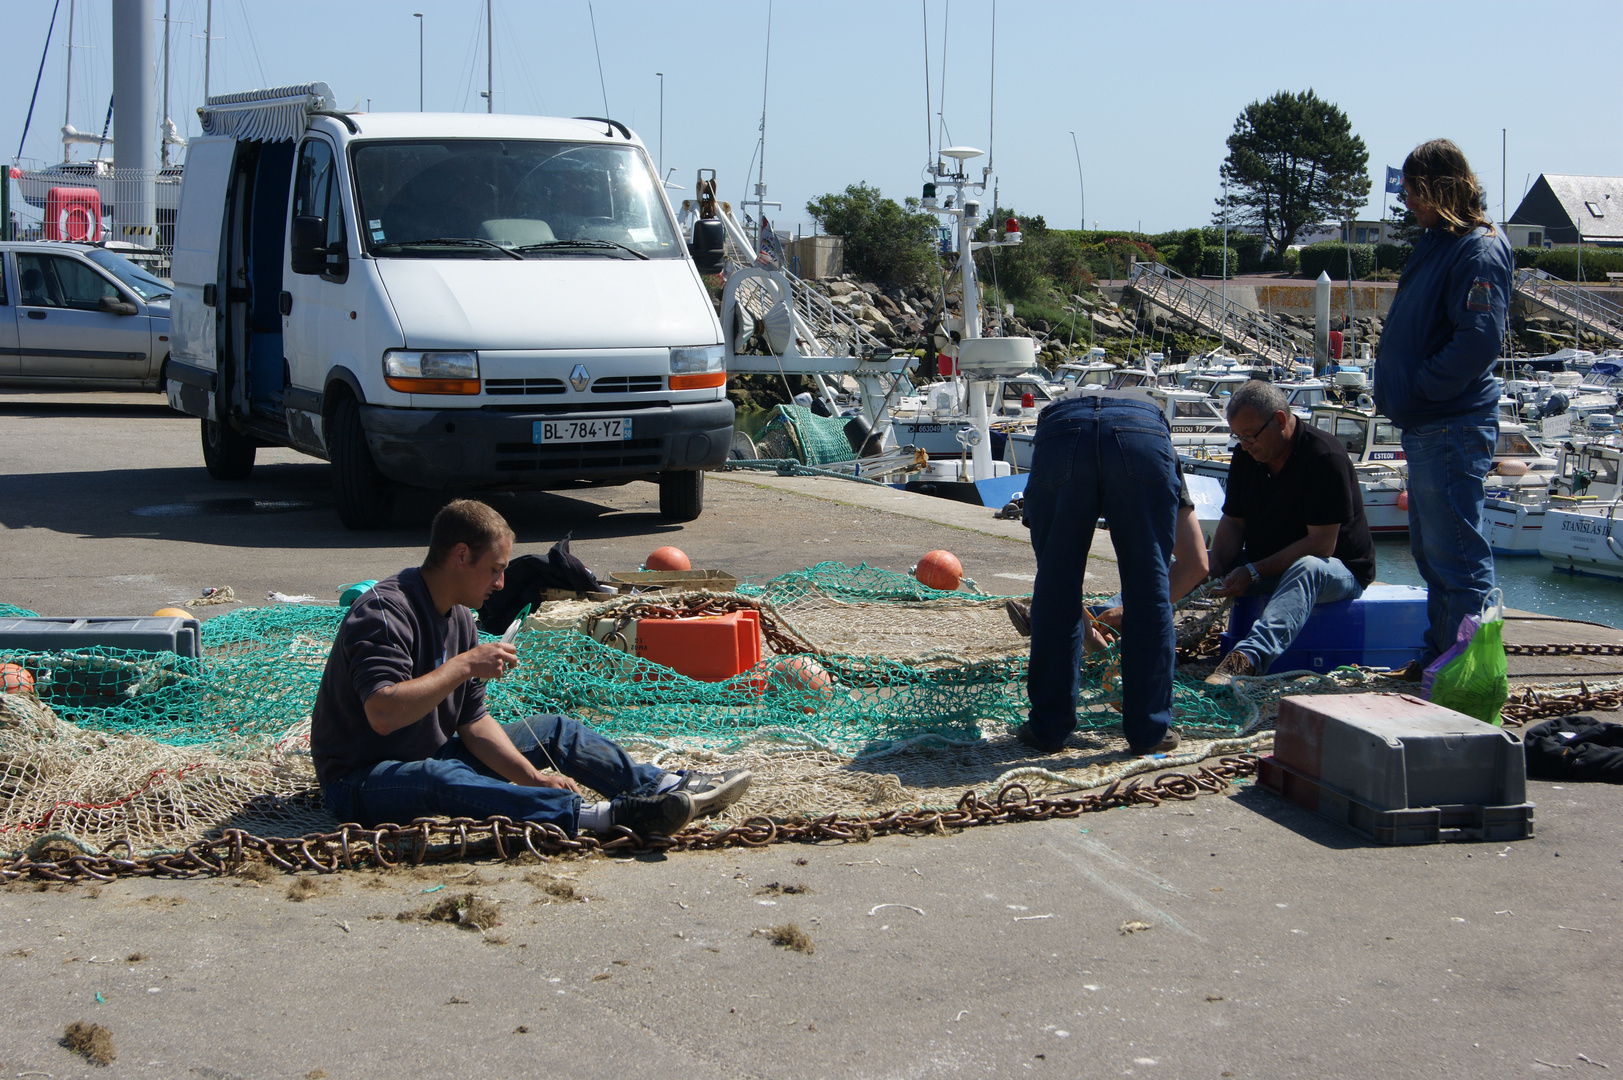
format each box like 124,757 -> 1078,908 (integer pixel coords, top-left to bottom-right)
634,609 -> 761,682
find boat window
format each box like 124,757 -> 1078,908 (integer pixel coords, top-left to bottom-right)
1080,369 -> 1112,386
1174,399 -> 1219,419
1586,455 -> 1619,486
351,139 -> 681,259
1334,416 -> 1367,455
1374,422 -> 1401,446
1002,381 -> 1039,401
1313,414 -> 1334,432
1497,431 -> 1538,456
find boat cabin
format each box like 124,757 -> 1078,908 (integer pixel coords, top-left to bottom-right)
1307,404 -> 1405,464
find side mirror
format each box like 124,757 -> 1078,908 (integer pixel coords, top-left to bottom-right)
290,215 -> 327,275
98,294 -> 138,316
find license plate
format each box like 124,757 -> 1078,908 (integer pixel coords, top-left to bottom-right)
533,418 -> 632,443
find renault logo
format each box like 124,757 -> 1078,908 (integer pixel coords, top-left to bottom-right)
569,364 -> 590,392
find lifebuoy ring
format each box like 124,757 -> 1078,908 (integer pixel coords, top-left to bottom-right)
60,204 -> 93,242
1356,393 -> 1374,411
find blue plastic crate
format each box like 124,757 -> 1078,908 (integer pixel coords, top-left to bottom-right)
1219,583 -> 1428,674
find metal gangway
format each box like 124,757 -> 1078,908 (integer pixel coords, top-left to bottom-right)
1127,261 -> 1309,366
1513,267 -> 1623,346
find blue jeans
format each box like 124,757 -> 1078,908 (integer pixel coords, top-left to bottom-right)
1025,396 -> 1179,749
320,714 -> 668,835
1229,557 -> 1364,674
1402,411 -> 1497,662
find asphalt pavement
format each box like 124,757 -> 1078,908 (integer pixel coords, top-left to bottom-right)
1,392 -> 1619,1079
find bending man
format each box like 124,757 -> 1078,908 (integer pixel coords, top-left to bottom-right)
1206,380 -> 1376,683
311,499 -> 750,837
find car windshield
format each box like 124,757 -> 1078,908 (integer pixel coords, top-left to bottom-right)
85,248 -> 171,301
351,139 -> 681,259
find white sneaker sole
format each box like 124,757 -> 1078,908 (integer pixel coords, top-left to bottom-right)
687,770 -> 753,817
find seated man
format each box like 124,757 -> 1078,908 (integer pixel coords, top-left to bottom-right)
311,499 -> 750,837
1206,380 -> 1376,684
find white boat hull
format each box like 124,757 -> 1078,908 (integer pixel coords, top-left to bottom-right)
1539,504 -> 1623,579
1483,497 -> 1547,556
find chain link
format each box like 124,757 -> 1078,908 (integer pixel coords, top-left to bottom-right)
1,756 -> 1260,884
1502,683 -> 1623,727
1504,642 -> 1623,658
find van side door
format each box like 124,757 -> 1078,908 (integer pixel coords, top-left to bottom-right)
282,134 -> 355,454
167,136 -> 237,418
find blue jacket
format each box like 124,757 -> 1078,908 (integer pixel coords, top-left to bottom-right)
1373,225 -> 1512,428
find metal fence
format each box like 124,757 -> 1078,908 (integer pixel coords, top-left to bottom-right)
7,162 -> 178,274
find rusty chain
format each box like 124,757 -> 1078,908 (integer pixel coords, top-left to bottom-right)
1503,642 -> 1623,658
1501,682 -> 1623,727
1,755 -> 1260,884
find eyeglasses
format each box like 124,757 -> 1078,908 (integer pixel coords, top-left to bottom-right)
1233,414 -> 1277,446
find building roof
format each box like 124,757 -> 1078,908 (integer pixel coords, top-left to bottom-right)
1510,174 -> 1623,243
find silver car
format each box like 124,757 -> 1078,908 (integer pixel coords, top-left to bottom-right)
0,241 -> 171,391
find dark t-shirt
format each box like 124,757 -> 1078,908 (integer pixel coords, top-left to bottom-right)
310,567 -> 486,787
1222,421 -> 1375,587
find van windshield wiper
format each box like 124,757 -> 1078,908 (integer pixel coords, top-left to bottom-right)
373,237 -> 523,260
515,239 -> 649,260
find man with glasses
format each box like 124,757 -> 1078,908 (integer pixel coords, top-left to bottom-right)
1205,380 -> 1375,684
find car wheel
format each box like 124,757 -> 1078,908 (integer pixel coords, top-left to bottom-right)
658,469 -> 704,522
329,396 -> 395,530
200,417 -> 255,481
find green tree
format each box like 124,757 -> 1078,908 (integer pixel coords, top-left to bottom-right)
806,183 -> 939,287
1215,90 -> 1371,257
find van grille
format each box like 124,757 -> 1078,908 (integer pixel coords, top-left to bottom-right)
493,437 -> 664,473
591,375 -> 664,394
485,378 -> 566,396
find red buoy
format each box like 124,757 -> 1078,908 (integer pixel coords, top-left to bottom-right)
1396,491 -> 1409,511
914,550 -> 963,592
1,663 -> 35,696
645,546 -> 692,572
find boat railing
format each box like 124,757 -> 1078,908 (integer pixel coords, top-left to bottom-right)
1126,262 -> 1310,366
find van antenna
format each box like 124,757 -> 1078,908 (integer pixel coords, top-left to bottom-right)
587,1 -> 610,132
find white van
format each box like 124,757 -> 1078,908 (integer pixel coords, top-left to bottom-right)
166,83 -> 730,528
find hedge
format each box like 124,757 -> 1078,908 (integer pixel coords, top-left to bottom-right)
1533,247 -> 1623,282
1298,242 -> 1376,280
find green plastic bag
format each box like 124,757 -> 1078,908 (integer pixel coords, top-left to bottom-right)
1422,589 -> 1508,726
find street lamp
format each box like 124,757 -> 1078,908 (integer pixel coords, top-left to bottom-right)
414,13 -> 424,111
656,72 -> 665,178
1069,130 -> 1084,233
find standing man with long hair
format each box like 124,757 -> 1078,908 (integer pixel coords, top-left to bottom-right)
1375,139 -> 1513,673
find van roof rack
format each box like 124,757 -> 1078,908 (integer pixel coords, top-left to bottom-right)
198,82 -> 339,142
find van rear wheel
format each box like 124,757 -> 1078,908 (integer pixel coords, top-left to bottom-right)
658,469 -> 704,522
200,417 -> 256,481
330,397 -> 395,530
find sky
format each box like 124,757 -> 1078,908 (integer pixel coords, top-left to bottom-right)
9,0 -> 1623,236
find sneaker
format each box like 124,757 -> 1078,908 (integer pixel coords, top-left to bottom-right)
1006,599 -> 1032,638
671,768 -> 753,817
608,791 -> 695,836
1204,649 -> 1256,686
1129,728 -> 1182,756
1013,720 -> 1067,754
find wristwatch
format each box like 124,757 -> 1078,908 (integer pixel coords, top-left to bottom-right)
1244,563 -> 1261,583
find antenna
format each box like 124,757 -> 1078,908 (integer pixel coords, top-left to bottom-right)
986,0 -> 995,179
588,1 -> 609,123
920,0 -> 931,169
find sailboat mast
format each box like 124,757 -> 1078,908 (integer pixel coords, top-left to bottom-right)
62,0 -> 74,162
485,0 -> 493,113
203,0 -> 211,103
161,0 -> 171,166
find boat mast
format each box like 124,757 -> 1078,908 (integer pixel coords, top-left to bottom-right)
161,0 -> 170,166
485,0 -> 493,113
62,0 -> 74,162
203,0 -> 211,103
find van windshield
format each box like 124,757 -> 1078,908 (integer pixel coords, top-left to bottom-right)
351,139 -> 682,259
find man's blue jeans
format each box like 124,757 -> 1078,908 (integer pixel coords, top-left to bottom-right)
319,714 -> 668,835
1025,396 -> 1179,749
1402,411 -> 1497,662
1228,557 -> 1364,674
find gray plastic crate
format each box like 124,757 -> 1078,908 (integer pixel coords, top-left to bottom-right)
0,616 -> 200,658
1257,692 -> 1534,845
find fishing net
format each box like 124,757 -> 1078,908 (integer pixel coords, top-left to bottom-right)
0,605 -> 39,619
0,563 -> 1258,862
751,404 -> 858,466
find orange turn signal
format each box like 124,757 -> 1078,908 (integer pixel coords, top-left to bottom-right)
669,372 -> 727,390
384,377 -> 482,395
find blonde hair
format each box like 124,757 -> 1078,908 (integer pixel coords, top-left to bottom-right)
1403,139 -> 1491,237
424,499 -> 514,569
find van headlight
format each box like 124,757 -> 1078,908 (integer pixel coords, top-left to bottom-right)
383,350 -> 481,394
669,344 -> 726,390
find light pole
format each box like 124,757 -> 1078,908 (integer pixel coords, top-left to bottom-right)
656,72 -> 665,178
1069,130 -> 1084,233
413,13 -> 423,111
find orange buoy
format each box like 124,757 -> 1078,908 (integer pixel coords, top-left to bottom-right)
1396,491 -> 1409,511
769,655 -> 837,708
913,549 -> 963,592
153,607 -> 192,619
645,546 -> 691,572
1,663 -> 34,696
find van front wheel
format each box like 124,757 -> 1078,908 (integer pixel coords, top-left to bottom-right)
201,418 -> 256,481
330,397 -> 395,530
658,469 -> 704,522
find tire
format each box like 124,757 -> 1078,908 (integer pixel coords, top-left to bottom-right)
658,469 -> 704,522
329,396 -> 396,530
200,417 -> 256,481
